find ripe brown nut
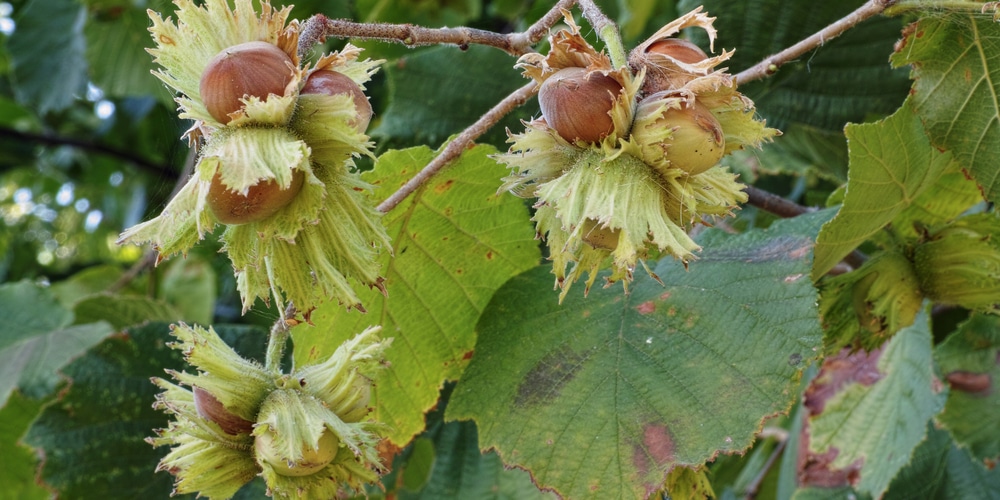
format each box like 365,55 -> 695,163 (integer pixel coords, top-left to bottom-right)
193,386 -> 254,435
300,70 -> 373,133
646,38 -> 708,65
638,97 -> 724,175
538,67 -> 623,143
255,428 -> 340,477
200,41 -> 295,124
208,169 -> 305,225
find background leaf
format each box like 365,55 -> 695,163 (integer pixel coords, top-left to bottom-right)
884,424 -> 1000,500
808,307 -> 946,498
376,385 -> 557,499
72,294 -> 181,330
8,0 -> 89,114
0,391 -> 50,500
372,45 -> 535,149
23,322 -> 271,499
813,98 -> 955,278
0,281 -> 113,405
446,211 -> 831,499
891,13 -> 1000,203
935,313 -> 1000,463
83,2 -> 174,103
681,0 -> 911,131
292,144 -> 540,446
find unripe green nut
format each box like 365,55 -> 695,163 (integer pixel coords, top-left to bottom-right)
634,97 -> 724,175
255,428 -> 340,477
580,218 -> 620,251
538,67 -> 623,143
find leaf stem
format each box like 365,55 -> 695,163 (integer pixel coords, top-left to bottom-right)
376,82 -> 536,214
734,0 -> 899,86
577,0 -> 628,68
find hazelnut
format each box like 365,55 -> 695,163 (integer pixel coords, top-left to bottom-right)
199,41 -> 295,124
207,169 -> 305,225
646,38 -> 708,65
192,386 -> 254,435
255,428 -> 340,477
300,70 -> 373,132
636,97 -> 724,175
580,218 -> 620,251
538,67 -> 623,143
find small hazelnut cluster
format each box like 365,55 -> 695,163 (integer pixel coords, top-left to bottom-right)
118,0 -> 390,313
148,323 -> 391,499
496,8 -> 778,299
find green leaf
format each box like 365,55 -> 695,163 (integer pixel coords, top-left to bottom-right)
0,281 -> 113,405
23,323 -> 183,499
23,322 -> 270,499
725,124 -> 850,183
935,314 -> 1000,463
809,307 -> 946,498
48,265 -> 127,309
372,45 -> 533,149
159,256 -> 218,325
681,0 -> 911,131
72,294 -> 182,330
813,98 -> 955,278
291,144 -> 540,446
447,211 -> 831,499
884,424 -> 1000,500
8,0 -> 88,114
0,391 -> 50,500
84,3 -> 173,103
891,14 -> 1000,203
884,168 -> 984,241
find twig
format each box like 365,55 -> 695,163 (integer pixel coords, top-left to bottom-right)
376,82 -> 537,214
576,0 -> 628,68
745,438 -> 787,499
299,0 -> 576,59
265,303 -> 296,373
0,125 -> 178,181
744,185 -> 815,218
734,0 -> 898,86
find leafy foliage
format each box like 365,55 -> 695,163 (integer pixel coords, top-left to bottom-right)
292,144 -> 539,446
448,212 -> 830,498
2,0 -> 1000,498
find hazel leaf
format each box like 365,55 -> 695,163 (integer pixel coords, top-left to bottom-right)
883,424 -> 1000,499
445,211 -> 831,499
0,391 -> 49,500
812,98 -> 955,279
291,144 -> 540,446
934,313 -> 1000,464
0,281 -> 113,406
891,13 -> 1000,204
808,307 -> 947,498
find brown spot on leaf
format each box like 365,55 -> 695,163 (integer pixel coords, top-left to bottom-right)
946,371 -> 992,394
462,350 -> 474,360
636,301 -> 656,315
633,423 -> 676,492
804,347 -> 884,415
659,292 -> 671,300
435,179 -> 455,194
514,346 -> 586,408
485,250 -> 494,260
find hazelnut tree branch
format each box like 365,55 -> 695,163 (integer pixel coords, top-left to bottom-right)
734,0 -> 899,86
298,0 -> 577,58
376,81 -> 537,214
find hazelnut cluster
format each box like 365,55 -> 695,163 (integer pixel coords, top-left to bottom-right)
118,0 -> 390,313
496,8 -> 778,299
148,324 -> 391,499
